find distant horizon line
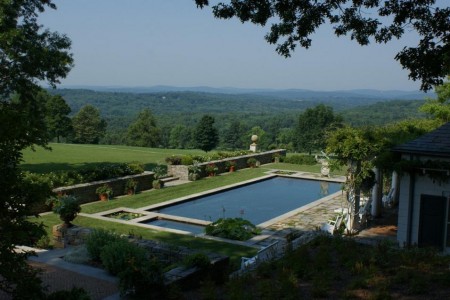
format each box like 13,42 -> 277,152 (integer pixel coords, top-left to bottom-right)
53,84 -> 426,94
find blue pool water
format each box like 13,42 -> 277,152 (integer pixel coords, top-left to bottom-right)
143,219 -> 205,234
150,177 -> 341,226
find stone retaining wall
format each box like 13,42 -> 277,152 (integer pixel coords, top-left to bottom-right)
52,171 -> 155,205
167,149 -> 286,180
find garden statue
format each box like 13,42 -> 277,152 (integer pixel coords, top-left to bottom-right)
250,134 -> 258,152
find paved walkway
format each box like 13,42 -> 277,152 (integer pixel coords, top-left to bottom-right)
24,247 -> 120,300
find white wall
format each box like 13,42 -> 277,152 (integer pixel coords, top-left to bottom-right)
397,169 -> 450,247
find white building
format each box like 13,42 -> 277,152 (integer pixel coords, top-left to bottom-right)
393,122 -> 450,251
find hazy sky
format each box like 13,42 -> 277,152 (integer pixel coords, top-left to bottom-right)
40,0 -> 426,91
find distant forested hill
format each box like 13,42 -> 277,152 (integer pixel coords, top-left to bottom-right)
341,100 -> 426,126
48,88 -> 428,145
49,88 -> 427,118
45,87 -> 431,149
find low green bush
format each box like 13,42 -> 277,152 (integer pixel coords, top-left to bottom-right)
246,157 -> 258,167
183,253 -> 211,269
85,229 -> 124,262
165,155 -> 183,165
166,151 -> 252,166
117,255 -> 164,298
284,155 -> 317,165
205,218 -> 260,241
99,238 -> 164,297
181,155 -> 194,166
100,239 -> 148,275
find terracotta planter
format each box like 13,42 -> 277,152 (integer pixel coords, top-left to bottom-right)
229,166 -> 235,172
127,189 -> 135,195
99,193 -> 109,201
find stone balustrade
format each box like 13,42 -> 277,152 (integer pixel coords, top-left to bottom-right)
167,149 -> 286,180
52,171 -> 155,205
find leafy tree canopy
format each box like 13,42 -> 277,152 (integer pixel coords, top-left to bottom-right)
420,76 -> 450,121
126,108 -> 161,147
0,0 -> 73,297
195,115 -> 219,152
296,104 -> 343,154
72,104 -> 106,144
196,0 -> 450,91
42,91 -> 72,142
222,120 -> 246,150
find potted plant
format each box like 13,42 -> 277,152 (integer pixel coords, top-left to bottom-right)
46,195 -> 81,227
188,161 -> 201,181
225,160 -> 236,172
205,163 -> 218,177
96,184 -> 113,201
124,178 -> 138,195
247,157 -> 258,168
152,165 -> 166,189
272,153 -> 281,163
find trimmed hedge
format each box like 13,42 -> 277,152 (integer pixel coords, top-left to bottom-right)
24,162 -> 144,189
283,155 -> 317,165
165,151 -> 252,166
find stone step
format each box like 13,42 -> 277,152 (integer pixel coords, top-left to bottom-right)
160,176 -> 179,183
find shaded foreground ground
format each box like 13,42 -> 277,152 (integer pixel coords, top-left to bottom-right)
30,261 -> 118,299
0,261 -> 119,300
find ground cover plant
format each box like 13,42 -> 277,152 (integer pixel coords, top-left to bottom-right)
85,229 -> 164,297
189,235 -> 450,299
205,218 -> 261,241
105,211 -> 144,221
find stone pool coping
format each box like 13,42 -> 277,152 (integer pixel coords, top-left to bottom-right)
79,172 -> 346,247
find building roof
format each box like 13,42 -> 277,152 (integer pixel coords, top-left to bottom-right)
393,122 -> 450,158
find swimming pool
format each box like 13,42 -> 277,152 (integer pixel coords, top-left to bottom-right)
146,176 -> 342,231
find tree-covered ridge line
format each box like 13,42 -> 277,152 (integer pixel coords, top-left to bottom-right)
48,88 -> 427,118
42,87 -> 427,150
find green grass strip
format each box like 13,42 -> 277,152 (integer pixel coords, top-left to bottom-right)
33,214 -> 256,267
81,167 -> 268,214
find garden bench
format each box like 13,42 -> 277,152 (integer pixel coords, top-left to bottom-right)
240,241 -> 280,270
321,214 -> 344,234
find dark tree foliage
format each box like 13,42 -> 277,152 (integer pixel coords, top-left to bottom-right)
222,120 -> 246,150
72,104 -> 107,144
196,0 -> 450,91
0,0 -> 73,298
295,104 -> 343,154
169,124 -> 193,149
126,109 -> 161,147
42,91 -> 72,142
195,115 -> 219,152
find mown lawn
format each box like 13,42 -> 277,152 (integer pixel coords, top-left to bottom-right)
21,143 -> 205,173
